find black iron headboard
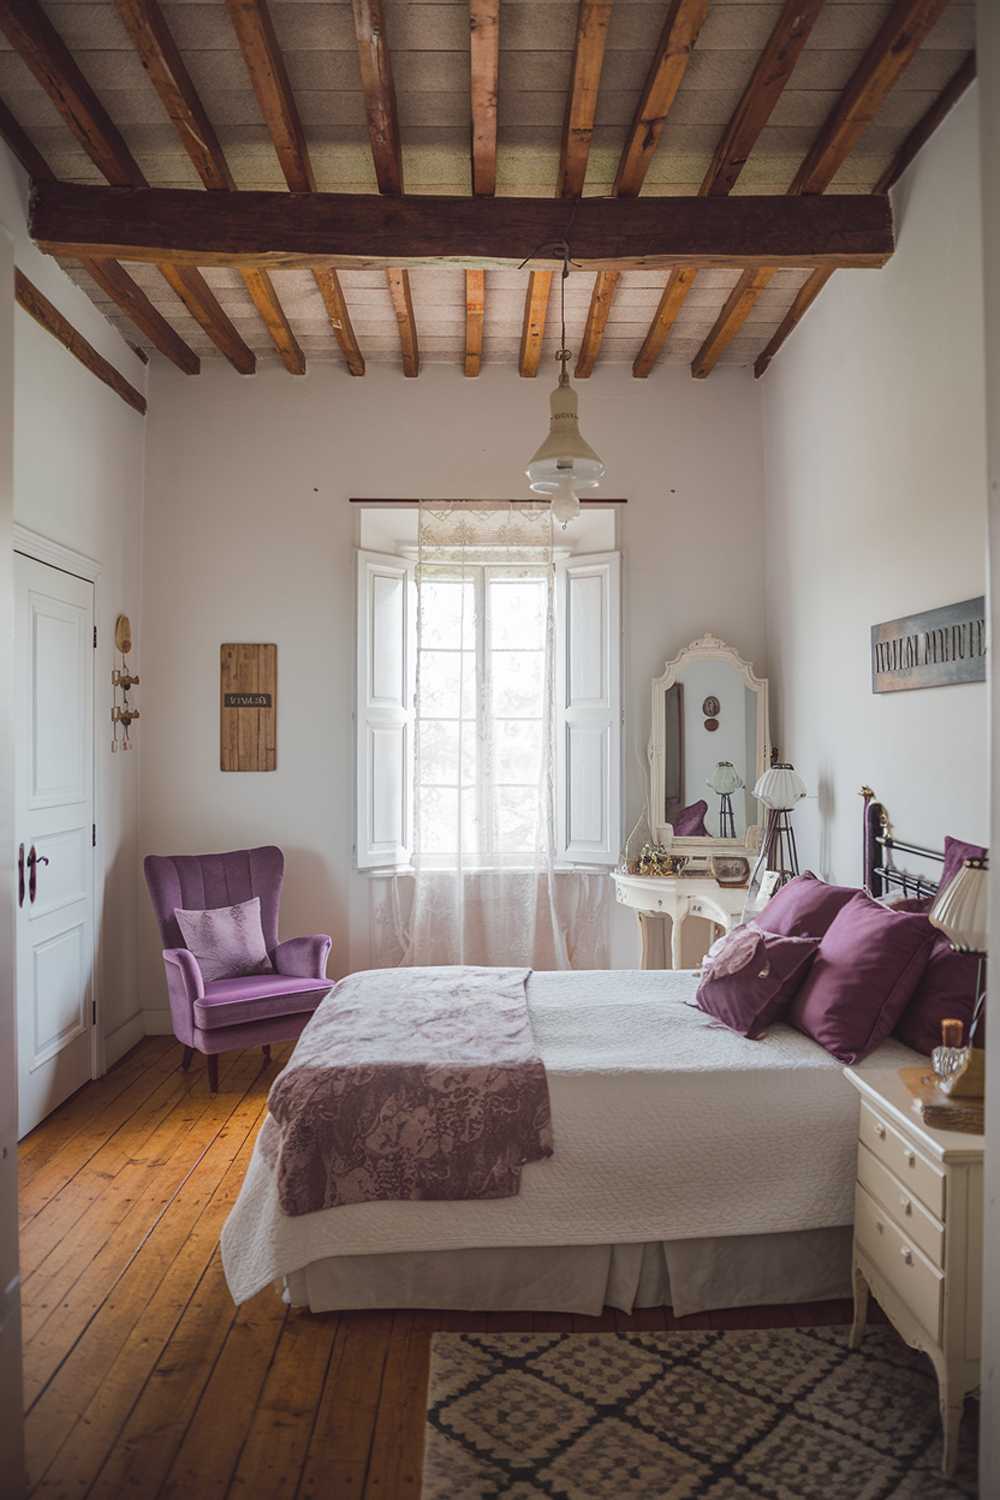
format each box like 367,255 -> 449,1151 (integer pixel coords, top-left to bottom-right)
861,786 -> 944,900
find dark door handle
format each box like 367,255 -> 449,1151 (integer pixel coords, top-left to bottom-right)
18,844 -> 25,907
27,845 -> 49,904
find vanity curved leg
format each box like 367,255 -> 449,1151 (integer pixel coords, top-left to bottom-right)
670,910 -> 685,970
849,1263 -> 869,1350
637,912 -> 656,970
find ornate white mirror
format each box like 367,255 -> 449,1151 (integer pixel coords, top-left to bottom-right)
649,633 -> 770,856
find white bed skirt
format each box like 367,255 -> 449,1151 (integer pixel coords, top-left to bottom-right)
284,1225 -> 854,1319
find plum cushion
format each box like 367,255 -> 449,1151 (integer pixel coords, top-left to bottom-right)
787,891 -> 935,1064
673,799 -> 709,837
895,938 -> 984,1056
940,834 -> 987,889
756,872 -> 858,941
175,895 -> 274,983
695,923 -> 820,1039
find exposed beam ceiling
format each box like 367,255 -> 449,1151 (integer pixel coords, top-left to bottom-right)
519,271 -> 554,379
15,267 -> 145,413
691,0 -> 953,379
464,268 -> 485,378
467,0 -> 499,377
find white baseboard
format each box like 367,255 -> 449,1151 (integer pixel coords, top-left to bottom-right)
103,1009 -> 146,1068
143,1007 -> 173,1036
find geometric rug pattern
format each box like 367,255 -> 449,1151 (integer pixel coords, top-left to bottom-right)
423,1326 -> 978,1498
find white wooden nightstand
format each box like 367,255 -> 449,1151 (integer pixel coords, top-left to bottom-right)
844,1066 -> 984,1477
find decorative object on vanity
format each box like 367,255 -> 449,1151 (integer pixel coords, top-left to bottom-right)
525,243 -> 605,527
110,612 -> 139,751
220,643 -> 277,771
423,1326 -> 978,1499
708,853 -> 749,887
751,762 -> 807,888
695,923 -> 819,1038
706,760 -> 743,839
846,1066 -> 983,1478
144,846 -> 332,1093
636,843 -> 687,878
871,595 -> 986,694
927,855 -> 988,1100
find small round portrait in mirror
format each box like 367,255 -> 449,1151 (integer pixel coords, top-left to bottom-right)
702,695 -> 720,717
704,717 -> 720,732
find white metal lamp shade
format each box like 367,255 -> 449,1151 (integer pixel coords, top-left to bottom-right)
753,763 -> 807,811
929,859 -> 989,953
526,376 -> 605,520
707,761 -> 744,795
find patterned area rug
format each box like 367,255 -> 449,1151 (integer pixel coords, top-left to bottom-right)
422,1326 -> 978,1498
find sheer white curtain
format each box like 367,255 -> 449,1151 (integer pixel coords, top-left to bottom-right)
377,501 -> 607,969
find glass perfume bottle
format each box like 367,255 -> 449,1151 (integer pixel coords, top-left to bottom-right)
931,1017 -> 968,1089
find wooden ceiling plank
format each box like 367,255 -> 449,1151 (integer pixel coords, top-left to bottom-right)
158,263 -> 256,375
692,0 -> 952,379
613,0 -> 708,199
0,0 -> 255,373
470,0 -> 499,198
754,50 -> 976,379
519,270 -> 553,378
15,267 -> 145,413
115,0 -> 303,372
225,0 -> 363,373
81,256 -> 201,374
386,266 -> 419,376
633,0 -> 824,378
464,267 -> 485,377
632,266 -> 698,378
558,0 -> 613,199
578,0 -> 706,378
30,184 -> 896,272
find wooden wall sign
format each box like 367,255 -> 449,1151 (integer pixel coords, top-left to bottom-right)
220,644 -> 276,770
871,597 -> 986,694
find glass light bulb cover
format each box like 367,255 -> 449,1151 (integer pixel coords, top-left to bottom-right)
526,377 -> 605,496
929,860 -> 989,953
753,763 -> 806,810
550,473 -> 582,525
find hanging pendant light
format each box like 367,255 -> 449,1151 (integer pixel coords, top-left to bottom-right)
526,245 -> 606,526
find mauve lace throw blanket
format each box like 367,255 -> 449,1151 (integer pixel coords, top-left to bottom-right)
258,966 -> 553,1217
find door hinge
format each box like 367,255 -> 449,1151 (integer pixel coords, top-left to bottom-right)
93,625 -> 98,648
92,824 -> 96,847
92,1000 -> 97,1025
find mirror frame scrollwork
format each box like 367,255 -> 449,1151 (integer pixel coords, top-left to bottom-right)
648,632 -> 770,856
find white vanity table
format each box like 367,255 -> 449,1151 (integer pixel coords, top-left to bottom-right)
614,634 -> 770,970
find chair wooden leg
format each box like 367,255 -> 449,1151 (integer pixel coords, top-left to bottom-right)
262,1044 -> 271,1064
181,1046 -> 193,1072
207,1054 -> 219,1093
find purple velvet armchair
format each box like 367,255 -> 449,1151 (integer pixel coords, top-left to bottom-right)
144,846 -> 332,1091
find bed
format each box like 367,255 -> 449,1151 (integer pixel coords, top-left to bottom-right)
221,965 -> 920,1316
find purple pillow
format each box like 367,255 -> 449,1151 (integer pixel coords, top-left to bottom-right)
895,935 -> 984,1056
787,891 -> 935,1064
174,896 -> 274,983
673,799 -> 709,837
940,834 -> 987,889
756,872 -> 857,941
696,923 -> 820,1039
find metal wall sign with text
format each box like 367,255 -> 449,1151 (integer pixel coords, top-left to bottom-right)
871,597 -> 986,694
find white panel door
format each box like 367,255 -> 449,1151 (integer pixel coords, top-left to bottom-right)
15,553 -> 95,1138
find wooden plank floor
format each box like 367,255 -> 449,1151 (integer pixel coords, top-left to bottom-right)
19,1036 -> 866,1500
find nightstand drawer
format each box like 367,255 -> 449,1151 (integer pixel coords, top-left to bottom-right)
857,1142 -> 944,1269
855,1182 -> 943,1342
859,1102 -> 945,1221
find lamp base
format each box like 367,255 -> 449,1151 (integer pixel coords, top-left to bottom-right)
753,808 -> 800,890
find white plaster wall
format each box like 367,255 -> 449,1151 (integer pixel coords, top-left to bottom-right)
761,87 -> 988,884
139,359 -> 765,1011
0,145 -> 147,1060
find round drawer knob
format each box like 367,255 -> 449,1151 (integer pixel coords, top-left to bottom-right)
875,1124 -> 886,1140
899,1196 -> 912,1216
906,1152 -> 916,1168
901,1248 -> 913,1266
876,1220 -> 884,1235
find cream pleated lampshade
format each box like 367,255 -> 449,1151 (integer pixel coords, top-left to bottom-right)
929,859 -> 989,954
752,763 -> 807,811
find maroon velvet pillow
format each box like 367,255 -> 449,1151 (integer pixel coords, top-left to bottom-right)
756,872 -> 858,941
895,936 -> 984,1056
787,891 -> 935,1064
940,834 -> 987,889
673,799 -> 709,837
696,923 -> 820,1039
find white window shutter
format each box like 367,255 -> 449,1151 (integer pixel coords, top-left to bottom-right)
356,549 -> 415,869
555,550 -> 622,865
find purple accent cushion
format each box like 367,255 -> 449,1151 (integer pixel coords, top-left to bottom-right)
193,974 -> 330,1031
895,937 -> 984,1056
696,924 -> 820,1039
756,871 -> 858,940
175,896 -> 274,983
941,834 -> 987,889
787,891 -> 935,1064
673,799 -> 709,837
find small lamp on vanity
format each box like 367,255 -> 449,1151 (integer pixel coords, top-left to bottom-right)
707,761 -> 743,839
751,763 -> 807,888
928,857 -> 988,1096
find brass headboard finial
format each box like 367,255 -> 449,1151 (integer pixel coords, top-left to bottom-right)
859,785 -> 875,801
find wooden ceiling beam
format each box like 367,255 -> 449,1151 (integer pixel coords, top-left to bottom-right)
32,183 -> 895,272
114,0 -> 304,374
386,265 -> 419,377
754,50 -> 977,379
0,0 -> 255,372
559,1 -> 613,199
226,0 -> 363,373
632,0 -> 824,378
469,0 -> 499,197
692,0 -> 952,378
16,268 -> 145,413
576,0 -> 706,378
519,270 -> 553,378
464,267 -> 484,377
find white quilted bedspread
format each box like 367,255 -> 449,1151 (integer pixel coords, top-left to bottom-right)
221,967 -> 919,1304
